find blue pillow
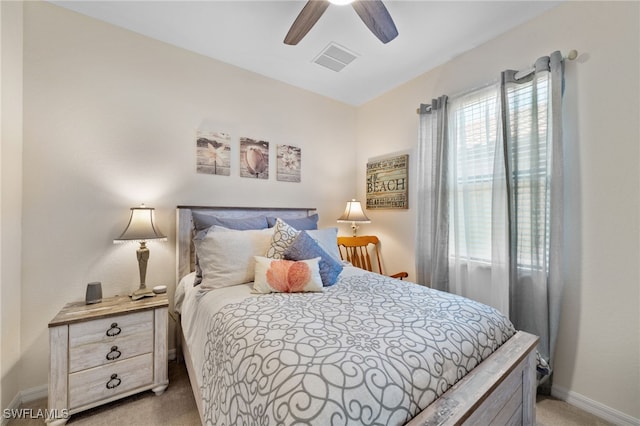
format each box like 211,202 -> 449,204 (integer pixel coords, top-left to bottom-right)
192,212 -> 268,231
266,214 -> 319,230
284,231 -> 342,286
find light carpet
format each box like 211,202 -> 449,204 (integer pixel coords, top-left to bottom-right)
8,361 -> 611,425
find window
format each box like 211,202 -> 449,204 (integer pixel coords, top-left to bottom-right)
503,74 -> 551,269
448,76 -> 551,268
449,86 -> 499,262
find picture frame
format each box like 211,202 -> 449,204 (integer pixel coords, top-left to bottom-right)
240,137 -> 269,179
196,131 -> 231,176
366,154 -> 409,209
276,144 -> 301,183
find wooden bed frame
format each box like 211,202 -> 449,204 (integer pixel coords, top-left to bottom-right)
175,206 -> 539,426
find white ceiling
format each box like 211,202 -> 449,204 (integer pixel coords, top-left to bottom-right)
50,0 -> 561,106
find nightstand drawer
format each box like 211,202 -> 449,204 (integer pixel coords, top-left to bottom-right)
69,330 -> 153,373
68,352 -> 153,409
69,310 -> 153,348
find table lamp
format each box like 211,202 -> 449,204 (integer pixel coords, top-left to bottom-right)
114,204 -> 166,300
337,199 -> 370,236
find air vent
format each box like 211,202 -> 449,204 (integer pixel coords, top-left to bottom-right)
313,43 -> 358,72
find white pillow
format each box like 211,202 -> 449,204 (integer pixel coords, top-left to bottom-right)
307,228 -> 341,262
253,256 -> 323,293
195,227 -> 274,290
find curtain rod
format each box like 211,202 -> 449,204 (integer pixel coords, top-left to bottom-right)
514,49 -> 578,80
416,49 -> 579,114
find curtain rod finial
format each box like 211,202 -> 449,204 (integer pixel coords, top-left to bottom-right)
566,50 -> 578,60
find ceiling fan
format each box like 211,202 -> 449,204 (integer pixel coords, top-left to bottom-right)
284,0 -> 398,45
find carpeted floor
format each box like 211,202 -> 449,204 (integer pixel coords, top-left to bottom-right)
8,361 -> 199,426
535,394 -> 612,426
9,360 -> 611,425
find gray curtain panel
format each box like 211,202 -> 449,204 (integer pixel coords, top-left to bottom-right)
417,51 -> 565,387
501,51 -> 565,385
416,96 -> 449,290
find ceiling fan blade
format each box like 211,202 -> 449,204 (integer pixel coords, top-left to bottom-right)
284,0 -> 330,45
351,0 -> 398,44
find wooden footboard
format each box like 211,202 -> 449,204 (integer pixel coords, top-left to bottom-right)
407,331 -> 539,426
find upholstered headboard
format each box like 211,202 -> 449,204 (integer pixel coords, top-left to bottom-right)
175,206 -> 316,283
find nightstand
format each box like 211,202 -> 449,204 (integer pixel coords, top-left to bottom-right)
47,294 -> 168,425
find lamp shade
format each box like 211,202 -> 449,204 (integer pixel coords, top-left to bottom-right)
337,199 -> 370,223
114,206 -> 166,243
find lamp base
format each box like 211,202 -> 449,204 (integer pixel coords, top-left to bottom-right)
130,286 -> 155,301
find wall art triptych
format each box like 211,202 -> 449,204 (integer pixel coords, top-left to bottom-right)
196,131 -> 301,183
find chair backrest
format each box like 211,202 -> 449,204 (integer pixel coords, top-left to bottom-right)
337,235 -> 383,274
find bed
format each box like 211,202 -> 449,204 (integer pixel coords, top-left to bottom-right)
175,206 -> 539,425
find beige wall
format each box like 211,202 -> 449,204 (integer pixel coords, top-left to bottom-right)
356,1 -> 639,421
1,0 -> 24,411
19,1 -> 357,390
8,0 -> 639,423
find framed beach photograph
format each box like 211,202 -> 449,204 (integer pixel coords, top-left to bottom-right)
276,144 -> 301,183
240,137 -> 269,179
196,131 -> 231,176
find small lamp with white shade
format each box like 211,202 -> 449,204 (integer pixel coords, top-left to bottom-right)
337,199 -> 370,236
114,204 -> 166,300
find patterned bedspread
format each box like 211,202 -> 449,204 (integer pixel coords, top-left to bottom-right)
194,269 -> 515,426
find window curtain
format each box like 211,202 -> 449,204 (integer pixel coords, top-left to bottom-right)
501,51 -> 565,388
417,88 -> 510,314
416,97 -> 449,290
416,51 -> 565,387
448,87 -> 510,314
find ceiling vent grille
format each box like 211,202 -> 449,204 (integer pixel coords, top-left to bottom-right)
313,43 -> 358,72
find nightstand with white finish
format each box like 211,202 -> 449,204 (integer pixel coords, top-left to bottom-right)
47,294 -> 168,425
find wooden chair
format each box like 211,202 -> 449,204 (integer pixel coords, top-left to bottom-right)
337,235 -> 408,280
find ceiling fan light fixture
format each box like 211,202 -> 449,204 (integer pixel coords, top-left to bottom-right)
285,0 -> 397,45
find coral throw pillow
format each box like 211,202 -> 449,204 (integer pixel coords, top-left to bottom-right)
253,256 -> 323,293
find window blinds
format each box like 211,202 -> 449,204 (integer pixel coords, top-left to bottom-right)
449,86 -> 499,262
448,75 -> 550,268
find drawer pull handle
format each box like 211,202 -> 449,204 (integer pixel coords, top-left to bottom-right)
106,323 -> 121,337
106,374 -> 121,389
106,346 -> 122,361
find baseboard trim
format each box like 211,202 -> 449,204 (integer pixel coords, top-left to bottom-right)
1,384 -> 48,426
552,385 -> 640,426
1,392 -> 22,426
19,384 -> 48,404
